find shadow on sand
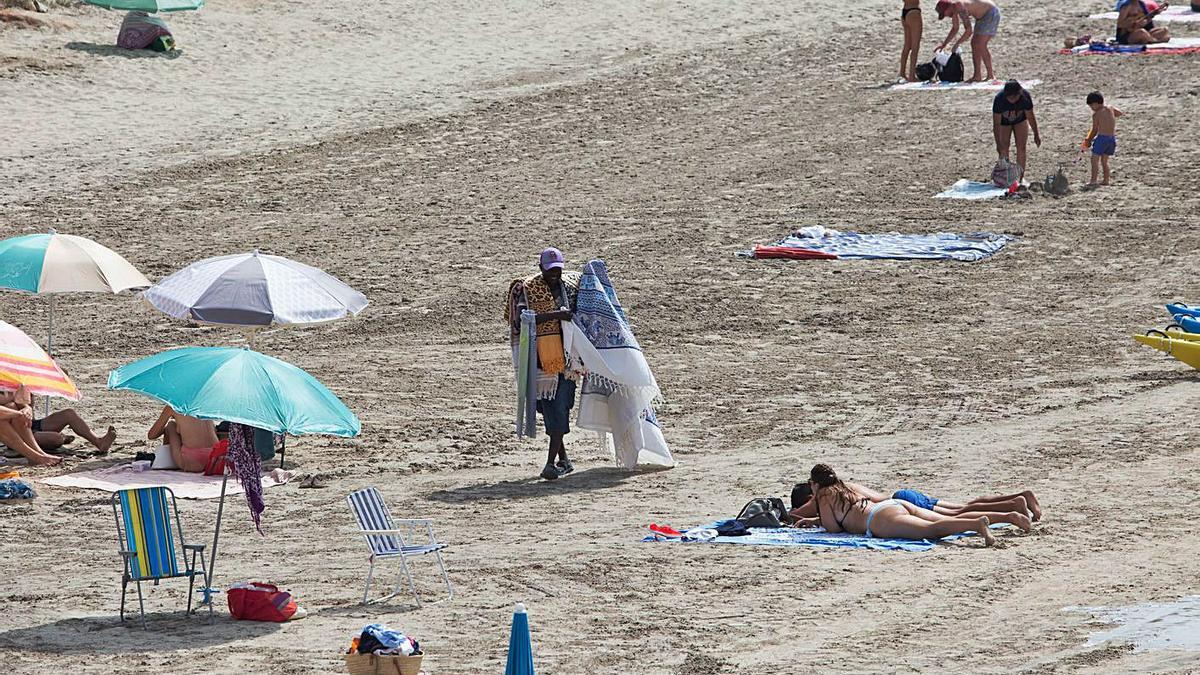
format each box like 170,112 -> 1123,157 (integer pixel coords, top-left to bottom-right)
427,466 -> 669,504
65,42 -> 182,59
0,611 -> 280,653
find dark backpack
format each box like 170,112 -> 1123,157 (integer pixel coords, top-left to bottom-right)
736,497 -> 789,528
940,52 -> 965,82
915,62 -> 936,82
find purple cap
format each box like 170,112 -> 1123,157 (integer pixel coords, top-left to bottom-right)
539,247 -> 565,270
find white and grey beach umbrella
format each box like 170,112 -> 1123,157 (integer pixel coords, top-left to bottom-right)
143,250 -> 368,326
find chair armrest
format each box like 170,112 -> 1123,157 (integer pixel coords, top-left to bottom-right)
359,528 -> 411,535
119,550 -> 138,559
184,543 -> 206,551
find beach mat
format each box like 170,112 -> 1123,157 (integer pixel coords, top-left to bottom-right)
642,521 -> 1003,552
889,78 -> 1041,91
935,179 -> 1010,200
41,462 -> 292,499
1063,37 -> 1200,54
747,226 -> 1012,262
1089,6 -> 1200,21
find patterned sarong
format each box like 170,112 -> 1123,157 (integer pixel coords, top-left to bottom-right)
227,423 -> 265,534
562,260 -> 674,469
117,11 -> 171,50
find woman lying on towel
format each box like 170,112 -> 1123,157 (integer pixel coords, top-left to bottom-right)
792,464 -> 1032,545
791,478 -> 1042,521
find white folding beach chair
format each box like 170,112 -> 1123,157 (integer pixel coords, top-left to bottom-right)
346,486 -> 453,606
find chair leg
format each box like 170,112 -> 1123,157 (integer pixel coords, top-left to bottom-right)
399,555 -> 421,608
119,576 -> 128,623
186,569 -> 196,616
435,550 -> 454,600
361,559 -> 376,605
135,579 -> 147,630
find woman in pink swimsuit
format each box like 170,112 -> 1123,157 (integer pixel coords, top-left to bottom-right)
147,405 -> 219,473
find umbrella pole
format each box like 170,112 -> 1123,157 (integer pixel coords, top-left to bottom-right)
44,295 -> 54,418
205,469 -> 229,621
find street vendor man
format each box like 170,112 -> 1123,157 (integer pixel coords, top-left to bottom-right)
505,247 -> 581,481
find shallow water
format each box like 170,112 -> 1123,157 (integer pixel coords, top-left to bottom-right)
1068,596 -> 1200,652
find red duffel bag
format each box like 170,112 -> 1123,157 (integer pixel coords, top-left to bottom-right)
227,582 -> 297,622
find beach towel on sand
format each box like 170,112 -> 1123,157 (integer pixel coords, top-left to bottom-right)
747,226 -> 1012,262
1063,37 -> 1200,54
935,179 -> 1012,200
562,260 -> 674,469
1089,6 -> 1200,21
643,521 -> 1003,552
890,78 -> 1041,91
41,462 -> 291,500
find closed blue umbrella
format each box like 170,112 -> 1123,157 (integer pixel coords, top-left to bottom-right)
505,603 -> 536,675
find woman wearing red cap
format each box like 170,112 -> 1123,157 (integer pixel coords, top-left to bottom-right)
935,0 -> 1001,82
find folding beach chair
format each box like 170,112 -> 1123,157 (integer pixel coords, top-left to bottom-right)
111,487 -> 208,628
346,486 -> 453,606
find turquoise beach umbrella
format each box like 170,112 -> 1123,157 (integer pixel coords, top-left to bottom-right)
505,603 -> 536,675
107,346 -> 360,437
82,0 -> 203,12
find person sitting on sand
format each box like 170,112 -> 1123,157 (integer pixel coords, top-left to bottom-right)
1116,0 -> 1170,44
791,479 -> 1042,521
0,389 -> 116,454
0,386 -> 60,466
147,405 -> 218,473
934,0 -> 1001,82
790,464 -> 1024,545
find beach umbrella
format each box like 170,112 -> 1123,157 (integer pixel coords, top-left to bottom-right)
505,603 -> 536,675
0,321 -> 80,401
108,345 -> 359,611
107,346 -> 360,436
0,230 -> 150,412
143,250 -> 368,327
82,0 -> 203,12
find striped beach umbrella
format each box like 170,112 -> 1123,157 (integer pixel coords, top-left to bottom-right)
0,229 -> 151,350
143,251 -> 368,327
0,320 -> 80,401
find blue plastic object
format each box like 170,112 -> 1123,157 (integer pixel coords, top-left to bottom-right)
505,603 -> 535,675
1166,303 -> 1200,319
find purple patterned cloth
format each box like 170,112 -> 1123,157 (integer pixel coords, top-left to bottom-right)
117,11 -> 171,50
228,423 -> 265,534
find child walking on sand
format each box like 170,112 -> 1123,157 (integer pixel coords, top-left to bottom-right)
1085,91 -> 1123,186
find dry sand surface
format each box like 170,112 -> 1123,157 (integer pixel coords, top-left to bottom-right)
2,0 -> 1200,672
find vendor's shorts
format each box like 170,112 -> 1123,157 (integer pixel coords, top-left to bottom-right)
536,375 -> 576,435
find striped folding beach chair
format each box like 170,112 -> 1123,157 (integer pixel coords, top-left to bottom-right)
346,486 -> 453,606
111,487 -> 208,628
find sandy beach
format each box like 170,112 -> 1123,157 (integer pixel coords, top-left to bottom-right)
2,0 -> 1200,672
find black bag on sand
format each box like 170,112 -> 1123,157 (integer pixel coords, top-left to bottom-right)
736,497 -> 789,528
915,62 -> 936,81
940,52 -> 965,82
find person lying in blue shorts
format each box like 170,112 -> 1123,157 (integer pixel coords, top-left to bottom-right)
790,477 -> 1042,522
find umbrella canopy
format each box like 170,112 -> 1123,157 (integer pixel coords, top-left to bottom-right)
0,231 -> 151,295
107,346 -> 360,437
143,251 -> 368,327
505,603 -> 536,675
0,321 -> 80,401
82,0 -> 203,12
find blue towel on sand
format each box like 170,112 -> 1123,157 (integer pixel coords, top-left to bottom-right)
755,226 -> 1012,262
642,520 -> 1001,552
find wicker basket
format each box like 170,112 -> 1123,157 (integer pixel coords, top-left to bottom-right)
345,652 -> 423,675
